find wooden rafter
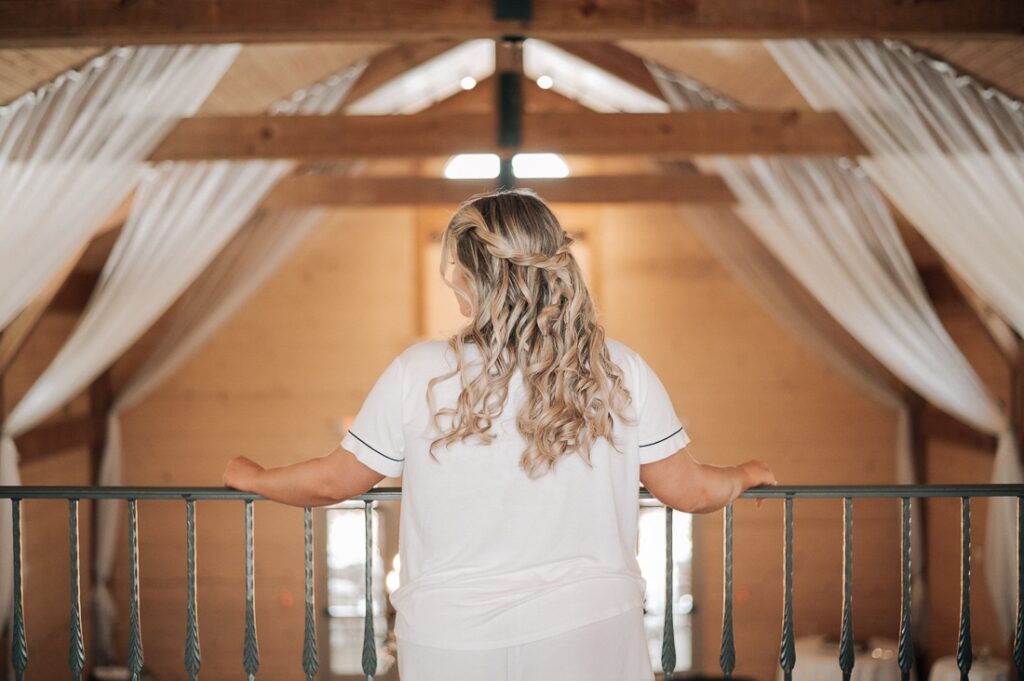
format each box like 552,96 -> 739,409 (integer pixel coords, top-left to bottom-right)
547,41 -> 666,101
1,0 -> 1020,46
151,110 -> 866,161
264,173 -> 735,207
342,40 -> 462,110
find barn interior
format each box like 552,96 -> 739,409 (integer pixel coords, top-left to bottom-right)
1,4 -> 1023,681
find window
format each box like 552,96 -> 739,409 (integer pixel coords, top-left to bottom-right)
325,503 -> 395,677
637,502 -> 694,672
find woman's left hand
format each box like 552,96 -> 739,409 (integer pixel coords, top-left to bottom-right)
222,456 -> 264,492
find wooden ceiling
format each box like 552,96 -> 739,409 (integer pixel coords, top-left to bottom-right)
1,0 -> 1020,45
4,24 -> 1021,460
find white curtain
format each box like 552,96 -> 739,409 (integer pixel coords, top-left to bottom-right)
0,45 -> 240,332
650,61 -> 1019,640
0,44 -> 240,632
765,38 -> 1024,640
86,63 -> 368,663
767,39 -> 1024,336
90,208 -> 324,659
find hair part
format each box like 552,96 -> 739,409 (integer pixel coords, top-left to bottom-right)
427,188 -> 633,478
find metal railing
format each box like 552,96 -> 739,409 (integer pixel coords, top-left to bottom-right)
1,484 -> 1023,681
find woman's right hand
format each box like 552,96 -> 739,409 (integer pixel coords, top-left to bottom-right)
740,459 -> 777,507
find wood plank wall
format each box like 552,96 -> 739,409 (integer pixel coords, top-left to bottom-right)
4,202 -> 1009,680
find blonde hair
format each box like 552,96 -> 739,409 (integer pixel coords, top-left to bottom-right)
427,188 -> 633,478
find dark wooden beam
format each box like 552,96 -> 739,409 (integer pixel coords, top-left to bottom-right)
1,0 -> 1020,46
264,173 -> 736,207
49,271 -> 101,314
151,111 -> 867,161
15,414 -> 100,463
918,403 -> 1000,452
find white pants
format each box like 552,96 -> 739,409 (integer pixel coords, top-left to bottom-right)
397,606 -> 655,681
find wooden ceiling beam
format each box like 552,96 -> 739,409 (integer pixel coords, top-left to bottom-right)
1,0 -> 1019,46
151,110 -> 866,161
343,40 -> 462,109
14,414 -> 99,463
264,173 -> 736,207
547,41 -> 666,101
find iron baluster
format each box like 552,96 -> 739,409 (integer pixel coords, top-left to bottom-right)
302,507 -> 319,681
68,499 -> 85,680
839,498 -> 854,681
11,498 -> 27,681
662,505 -> 676,679
243,500 -> 260,680
1015,496 -> 1023,677
720,503 -> 736,678
898,498 -> 913,681
128,499 -> 144,681
184,499 -> 201,681
362,501 -> 377,681
779,495 -> 796,681
956,497 -> 972,681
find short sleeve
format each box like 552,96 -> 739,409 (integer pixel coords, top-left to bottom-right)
635,353 -> 690,464
340,355 -> 406,477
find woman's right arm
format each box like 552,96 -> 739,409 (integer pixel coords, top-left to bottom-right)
640,449 -> 776,514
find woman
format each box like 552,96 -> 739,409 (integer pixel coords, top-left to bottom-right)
223,188 -> 776,681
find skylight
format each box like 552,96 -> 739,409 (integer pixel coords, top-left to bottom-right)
512,153 -> 570,178
443,153 -> 571,180
443,153 -> 501,179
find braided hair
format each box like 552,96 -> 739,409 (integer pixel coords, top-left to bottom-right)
427,188 -> 633,478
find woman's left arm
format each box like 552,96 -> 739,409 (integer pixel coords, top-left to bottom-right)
222,446 -> 387,507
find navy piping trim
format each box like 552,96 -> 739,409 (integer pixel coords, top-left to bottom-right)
346,430 -> 405,462
639,426 -> 684,449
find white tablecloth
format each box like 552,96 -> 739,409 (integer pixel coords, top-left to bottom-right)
929,656 -> 1008,681
776,636 -> 912,681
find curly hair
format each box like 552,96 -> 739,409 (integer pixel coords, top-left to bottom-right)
427,188 -> 633,478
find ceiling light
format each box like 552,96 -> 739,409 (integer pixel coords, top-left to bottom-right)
536,74 -> 554,90
444,153 -> 500,179
512,153 -> 570,178
460,76 -> 477,90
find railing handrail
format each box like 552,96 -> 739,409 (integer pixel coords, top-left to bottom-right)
0,483 -> 1022,501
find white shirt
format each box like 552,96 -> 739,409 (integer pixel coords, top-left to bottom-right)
340,337 -> 690,650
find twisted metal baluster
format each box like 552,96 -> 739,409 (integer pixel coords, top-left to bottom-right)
898,498 -> 914,681
779,495 -> 796,681
956,497 -> 972,681
127,500 -> 144,681
11,499 -> 27,681
243,500 -> 260,681
68,499 -> 85,681
662,506 -> 676,679
184,499 -> 201,681
1015,496 -> 1023,678
720,503 -> 735,679
362,501 -> 377,681
302,508 -> 319,681
839,498 -> 854,681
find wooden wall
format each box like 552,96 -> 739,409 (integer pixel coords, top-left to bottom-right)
4,201 -> 1011,680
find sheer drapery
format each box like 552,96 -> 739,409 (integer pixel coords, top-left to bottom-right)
767,39 -> 1024,336
650,60 -> 1018,639
87,64 -> 367,662
0,44 -> 240,630
765,38 -> 1024,639
0,45 -> 240,332
90,209 -> 324,658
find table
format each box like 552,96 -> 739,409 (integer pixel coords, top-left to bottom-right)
775,635 -> 912,681
928,655 -> 1009,681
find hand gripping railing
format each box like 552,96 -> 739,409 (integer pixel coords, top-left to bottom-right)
1,484 -> 1022,681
